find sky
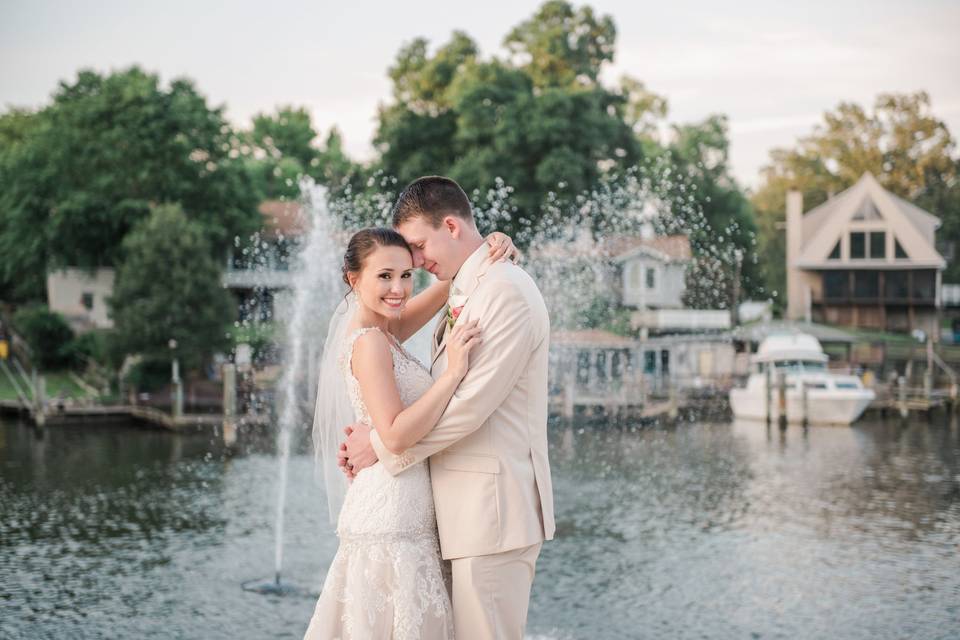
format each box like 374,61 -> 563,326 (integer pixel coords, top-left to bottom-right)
2,0 -> 959,189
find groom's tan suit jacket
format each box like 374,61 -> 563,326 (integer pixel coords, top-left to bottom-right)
371,245 -> 555,560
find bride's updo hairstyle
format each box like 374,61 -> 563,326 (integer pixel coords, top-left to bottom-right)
341,227 -> 412,287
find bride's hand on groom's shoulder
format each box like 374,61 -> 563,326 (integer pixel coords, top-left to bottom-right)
485,232 -> 521,264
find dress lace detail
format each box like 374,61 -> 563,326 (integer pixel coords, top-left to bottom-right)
304,327 -> 454,640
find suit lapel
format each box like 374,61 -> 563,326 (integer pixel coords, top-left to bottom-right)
430,312 -> 447,365
431,260 -> 491,371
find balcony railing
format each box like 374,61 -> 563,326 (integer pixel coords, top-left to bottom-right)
630,309 -> 731,331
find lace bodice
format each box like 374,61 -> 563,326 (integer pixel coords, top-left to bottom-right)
339,326 -> 435,428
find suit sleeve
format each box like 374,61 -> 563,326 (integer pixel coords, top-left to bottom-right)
371,281 -> 536,475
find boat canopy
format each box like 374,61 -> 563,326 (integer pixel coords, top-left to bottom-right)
751,333 -> 829,364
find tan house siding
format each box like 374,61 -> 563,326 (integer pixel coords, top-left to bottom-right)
46,268 -> 116,331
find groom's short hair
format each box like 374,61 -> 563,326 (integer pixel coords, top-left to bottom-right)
392,176 -> 474,229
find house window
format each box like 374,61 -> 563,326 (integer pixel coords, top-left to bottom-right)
827,240 -> 841,260
646,267 -> 657,290
823,271 -> 849,299
885,271 -> 909,300
595,350 -> 607,382
660,349 -> 670,375
643,350 -> 657,373
894,238 -> 908,259
869,232 -> 886,259
852,196 -> 882,220
853,271 -> 879,299
913,270 -> 936,302
81,292 -> 94,311
611,351 -> 623,380
850,232 -> 866,259
576,351 -> 591,385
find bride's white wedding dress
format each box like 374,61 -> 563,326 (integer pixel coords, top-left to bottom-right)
304,327 -> 454,640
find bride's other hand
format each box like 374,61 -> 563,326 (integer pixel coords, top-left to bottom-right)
443,319 -> 482,382
343,422 -> 378,476
485,231 -> 521,263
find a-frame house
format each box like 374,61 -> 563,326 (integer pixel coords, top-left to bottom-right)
786,172 -> 946,337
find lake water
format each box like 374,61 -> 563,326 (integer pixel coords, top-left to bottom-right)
2,414 -> 959,639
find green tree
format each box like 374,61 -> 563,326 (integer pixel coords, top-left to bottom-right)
251,105 -> 318,169
0,67 -> 259,302
503,0 -> 616,88
243,106 -> 363,200
108,203 -> 234,370
663,115 -> 762,304
372,2 -> 642,238
752,91 -> 960,299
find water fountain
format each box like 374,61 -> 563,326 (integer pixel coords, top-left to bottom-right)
242,182 -> 347,596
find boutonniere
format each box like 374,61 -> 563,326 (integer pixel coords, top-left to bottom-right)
446,294 -> 469,329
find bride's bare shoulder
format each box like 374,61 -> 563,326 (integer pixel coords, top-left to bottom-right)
349,328 -> 396,381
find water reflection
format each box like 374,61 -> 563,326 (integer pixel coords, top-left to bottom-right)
1,416 -> 958,639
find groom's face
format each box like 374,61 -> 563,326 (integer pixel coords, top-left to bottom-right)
395,215 -> 462,281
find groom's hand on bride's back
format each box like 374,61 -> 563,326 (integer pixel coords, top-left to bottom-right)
339,422 -> 378,478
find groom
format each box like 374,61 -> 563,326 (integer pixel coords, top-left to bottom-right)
341,175 -> 555,639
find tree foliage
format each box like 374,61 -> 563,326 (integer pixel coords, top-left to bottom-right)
12,305 -> 75,369
504,0 -> 616,89
0,66 -> 260,301
663,115 -> 761,305
240,106 -> 363,201
372,2 -> 643,238
108,203 -> 234,369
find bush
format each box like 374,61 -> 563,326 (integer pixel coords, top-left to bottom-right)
126,357 -> 174,392
62,330 -> 110,368
12,305 -> 75,369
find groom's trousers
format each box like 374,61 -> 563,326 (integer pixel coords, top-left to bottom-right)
450,542 -> 542,640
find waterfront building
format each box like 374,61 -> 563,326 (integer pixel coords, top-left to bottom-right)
46,267 -> 116,332
614,235 -> 733,333
785,172 -> 946,338
222,200 -> 306,323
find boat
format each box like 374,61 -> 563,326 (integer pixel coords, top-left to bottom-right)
729,332 -> 875,425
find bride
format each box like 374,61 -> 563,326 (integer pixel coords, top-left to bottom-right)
304,226 -> 517,639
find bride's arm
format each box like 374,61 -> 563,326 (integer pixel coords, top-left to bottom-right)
352,325 -> 479,454
388,232 -> 520,342
388,279 -> 450,343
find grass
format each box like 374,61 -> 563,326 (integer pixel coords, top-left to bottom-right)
0,367 -> 92,402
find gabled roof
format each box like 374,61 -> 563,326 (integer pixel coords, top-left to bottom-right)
795,172 -> 944,269
532,233 -> 691,263
258,200 -> 307,239
611,235 -> 692,263
551,329 -> 637,347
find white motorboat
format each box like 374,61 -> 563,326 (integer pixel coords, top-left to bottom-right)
729,333 -> 875,425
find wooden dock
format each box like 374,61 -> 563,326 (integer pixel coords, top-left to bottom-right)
867,384 -> 956,417
0,399 -> 269,432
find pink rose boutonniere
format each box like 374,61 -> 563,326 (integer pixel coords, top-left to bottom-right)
446,294 -> 469,329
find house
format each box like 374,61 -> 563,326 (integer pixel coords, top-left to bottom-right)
613,235 -> 690,309
223,200 -> 308,323
46,267 -> 116,331
785,172 -> 946,337
611,235 -> 731,332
